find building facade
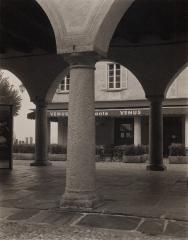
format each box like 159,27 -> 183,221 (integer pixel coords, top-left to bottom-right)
43,62 -> 188,156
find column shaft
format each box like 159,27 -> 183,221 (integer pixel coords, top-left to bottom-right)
61,54 -> 101,209
31,101 -> 51,166
147,96 -> 166,171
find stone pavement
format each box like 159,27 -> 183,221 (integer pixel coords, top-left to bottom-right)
0,160 -> 187,239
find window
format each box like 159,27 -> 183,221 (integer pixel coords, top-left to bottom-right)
107,63 -> 121,90
57,74 -> 70,93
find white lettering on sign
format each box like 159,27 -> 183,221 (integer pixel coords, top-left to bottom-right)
95,111 -> 109,116
49,109 -> 142,117
50,112 -> 68,117
120,110 -> 141,116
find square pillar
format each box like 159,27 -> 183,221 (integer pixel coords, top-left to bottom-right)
134,117 -> 141,146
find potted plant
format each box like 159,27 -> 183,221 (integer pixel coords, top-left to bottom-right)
168,143 -> 188,164
122,145 -> 148,163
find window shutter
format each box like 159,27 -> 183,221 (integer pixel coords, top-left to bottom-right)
121,68 -> 128,89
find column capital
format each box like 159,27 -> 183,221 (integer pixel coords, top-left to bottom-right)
146,94 -> 164,103
33,97 -> 48,108
63,52 -> 101,69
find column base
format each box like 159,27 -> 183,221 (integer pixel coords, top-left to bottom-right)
146,164 -> 167,171
60,191 -> 103,210
30,161 -> 52,166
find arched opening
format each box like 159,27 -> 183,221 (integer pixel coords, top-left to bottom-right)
163,65 -> 188,156
0,0 -> 57,56
0,69 -> 35,145
107,0 -> 188,95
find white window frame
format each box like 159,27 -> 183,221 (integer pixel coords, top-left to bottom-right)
57,74 -> 70,93
107,63 -> 122,90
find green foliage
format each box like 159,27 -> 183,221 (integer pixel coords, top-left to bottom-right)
169,143 -> 186,156
0,71 -> 22,116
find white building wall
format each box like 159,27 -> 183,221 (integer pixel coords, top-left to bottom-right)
167,67 -> 188,99
52,62 -> 188,103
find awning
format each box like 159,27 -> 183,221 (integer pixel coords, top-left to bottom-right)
27,106 -> 188,120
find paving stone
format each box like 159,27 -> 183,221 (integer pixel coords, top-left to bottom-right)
164,220 -> 188,238
77,214 -> 141,230
138,219 -> 165,235
26,210 -> 55,223
27,210 -> 81,225
7,209 -> 40,221
0,207 -> 19,219
54,212 -> 83,225
0,161 -> 188,239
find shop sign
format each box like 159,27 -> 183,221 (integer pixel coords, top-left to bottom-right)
0,105 -> 13,169
49,109 -> 143,117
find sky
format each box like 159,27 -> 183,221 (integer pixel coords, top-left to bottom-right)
2,70 -> 57,144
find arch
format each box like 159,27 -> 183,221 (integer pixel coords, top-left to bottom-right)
96,59 -> 146,98
46,67 -> 69,103
1,54 -> 67,103
94,0 -> 135,55
35,0 -> 66,53
164,62 -> 188,97
0,67 -> 32,101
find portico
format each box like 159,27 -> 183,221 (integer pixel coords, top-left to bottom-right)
0,0 -> 187,211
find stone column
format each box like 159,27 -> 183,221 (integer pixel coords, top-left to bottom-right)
47,120 -> 51,146
146,95 -> 166,171
134,117 -> 141,146
185,115 -> 188,154
31,100 -> 51,166
61,53 -> 101,209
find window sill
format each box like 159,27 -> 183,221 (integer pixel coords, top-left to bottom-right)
56,91 -> 69,94
102,88 -> 127,92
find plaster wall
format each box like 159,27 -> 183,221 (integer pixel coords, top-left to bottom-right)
167,67 -> 188,98
52,62 -> 187,104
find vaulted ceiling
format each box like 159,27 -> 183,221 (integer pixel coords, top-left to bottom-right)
0,0 -> 56,56
110,0 -> 188,47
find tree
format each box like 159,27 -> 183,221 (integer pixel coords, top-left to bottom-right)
0,71 -> 22,116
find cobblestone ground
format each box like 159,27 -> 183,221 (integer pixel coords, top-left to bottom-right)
0,160 -> 187,239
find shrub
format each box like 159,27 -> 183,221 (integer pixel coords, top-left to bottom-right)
169,143 -> 186,156
13,144 -> 67,154
123,145 -> 148,156
49,144 -> 67,154
13,144 -> 35,153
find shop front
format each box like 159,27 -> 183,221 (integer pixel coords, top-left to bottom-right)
28,101 -> 188,157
